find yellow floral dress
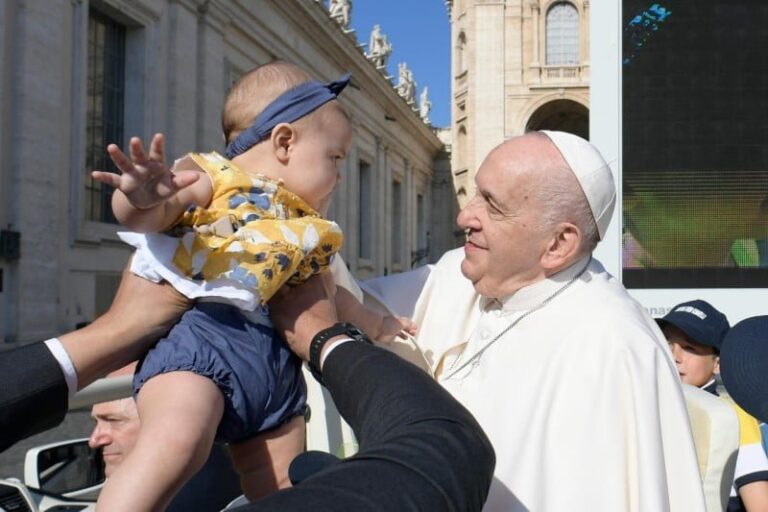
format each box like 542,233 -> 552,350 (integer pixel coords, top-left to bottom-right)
166,152 -> 343,304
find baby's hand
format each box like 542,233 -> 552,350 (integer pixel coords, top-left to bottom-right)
376,315 -> 418,344
91,134 -> 199,210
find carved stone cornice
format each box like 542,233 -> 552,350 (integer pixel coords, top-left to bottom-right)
197,0 -> 232,33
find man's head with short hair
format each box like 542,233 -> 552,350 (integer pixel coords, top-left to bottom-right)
457,131 -> 613,298
88,364 -> 140,478
220,61 -> 353,215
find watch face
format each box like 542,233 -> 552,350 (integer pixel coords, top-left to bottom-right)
345,323 -> 373,344
345,323 -> 366,340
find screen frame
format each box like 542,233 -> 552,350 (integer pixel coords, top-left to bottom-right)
590,0 -> 767,323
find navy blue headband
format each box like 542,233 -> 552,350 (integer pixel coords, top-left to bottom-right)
225,73 -> 351,159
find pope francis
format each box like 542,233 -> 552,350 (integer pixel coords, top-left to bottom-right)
363,131 -> 706,511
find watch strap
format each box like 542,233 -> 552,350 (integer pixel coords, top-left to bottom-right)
308,323 -> 370,383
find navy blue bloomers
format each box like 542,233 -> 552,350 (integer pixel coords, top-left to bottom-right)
133,302 -> 307,442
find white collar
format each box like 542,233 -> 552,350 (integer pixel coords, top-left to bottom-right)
481,255 -> 592,313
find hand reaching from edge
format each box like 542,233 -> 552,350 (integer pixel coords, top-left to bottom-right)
376,315 -> 418,344
91,133 -> 200,210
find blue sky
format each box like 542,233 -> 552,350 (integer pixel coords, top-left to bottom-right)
346,1 -> 451,128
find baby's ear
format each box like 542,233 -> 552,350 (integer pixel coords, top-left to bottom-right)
271,123 -> 296,164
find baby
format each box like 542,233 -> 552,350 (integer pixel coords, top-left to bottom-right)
91,61 -> 415,511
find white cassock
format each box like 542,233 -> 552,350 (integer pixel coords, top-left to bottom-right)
363,248 -> 706,511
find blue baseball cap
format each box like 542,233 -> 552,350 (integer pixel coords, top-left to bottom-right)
720,316 -> 768,424
655,300 -> 730,352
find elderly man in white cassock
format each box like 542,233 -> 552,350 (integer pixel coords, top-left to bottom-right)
362,131 -> 706,511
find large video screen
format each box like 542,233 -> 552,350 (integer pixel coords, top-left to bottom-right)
622,1 -> 768,287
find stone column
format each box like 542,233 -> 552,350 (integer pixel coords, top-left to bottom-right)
423,174 -> 433,266
473,2 -> 506,183
372,135 -> 382,273
0,0 -> 17,342
379,142 -> 392,275
404,159 -> 414,270
9,0 -> 73,341
196,1 -> 228,151
164,0 -> 199,158
0,0 -> 12,229
581,0 -> 590,78
330,120 -> 353,255
531,1 -> 540,66
346,143 -> 360,270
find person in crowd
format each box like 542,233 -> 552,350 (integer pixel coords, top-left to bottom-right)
721,316 -> 768,426
88,364 -> 143,479
89,61 -> 412,511
657,300 -> 768,511
363,130 -> 706,510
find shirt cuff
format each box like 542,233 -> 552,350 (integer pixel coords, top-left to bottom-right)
319,337 -> 354,370
43,338 -> 78,399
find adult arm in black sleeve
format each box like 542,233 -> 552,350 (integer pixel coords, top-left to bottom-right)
0,266 -> 190,452
0,342 -> 69,451
240,341 -> 495,512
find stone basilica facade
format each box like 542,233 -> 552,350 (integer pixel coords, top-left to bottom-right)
446,0 -> 590,206
0,0 -> 458,343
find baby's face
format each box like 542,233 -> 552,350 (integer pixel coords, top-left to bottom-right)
284,102 -> 352,214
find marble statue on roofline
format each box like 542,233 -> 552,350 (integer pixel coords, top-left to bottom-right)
419,86 -> 432,124
328,0 -> 352,29
367,24 -> 393,70
396,62 -> 417,106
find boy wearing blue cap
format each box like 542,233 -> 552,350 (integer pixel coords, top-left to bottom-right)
658,300 -> 768,512
91,61 -> 414,511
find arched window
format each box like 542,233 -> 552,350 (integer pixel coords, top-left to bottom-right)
456,31 -> 467,74
457,124 -> 467,165
546,2 -> 579,65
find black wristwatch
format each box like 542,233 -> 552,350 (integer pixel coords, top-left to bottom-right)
308,322 -> 371,383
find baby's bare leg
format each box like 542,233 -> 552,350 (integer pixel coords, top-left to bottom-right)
96,372 -> 224,512
227,415 -> 305,501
